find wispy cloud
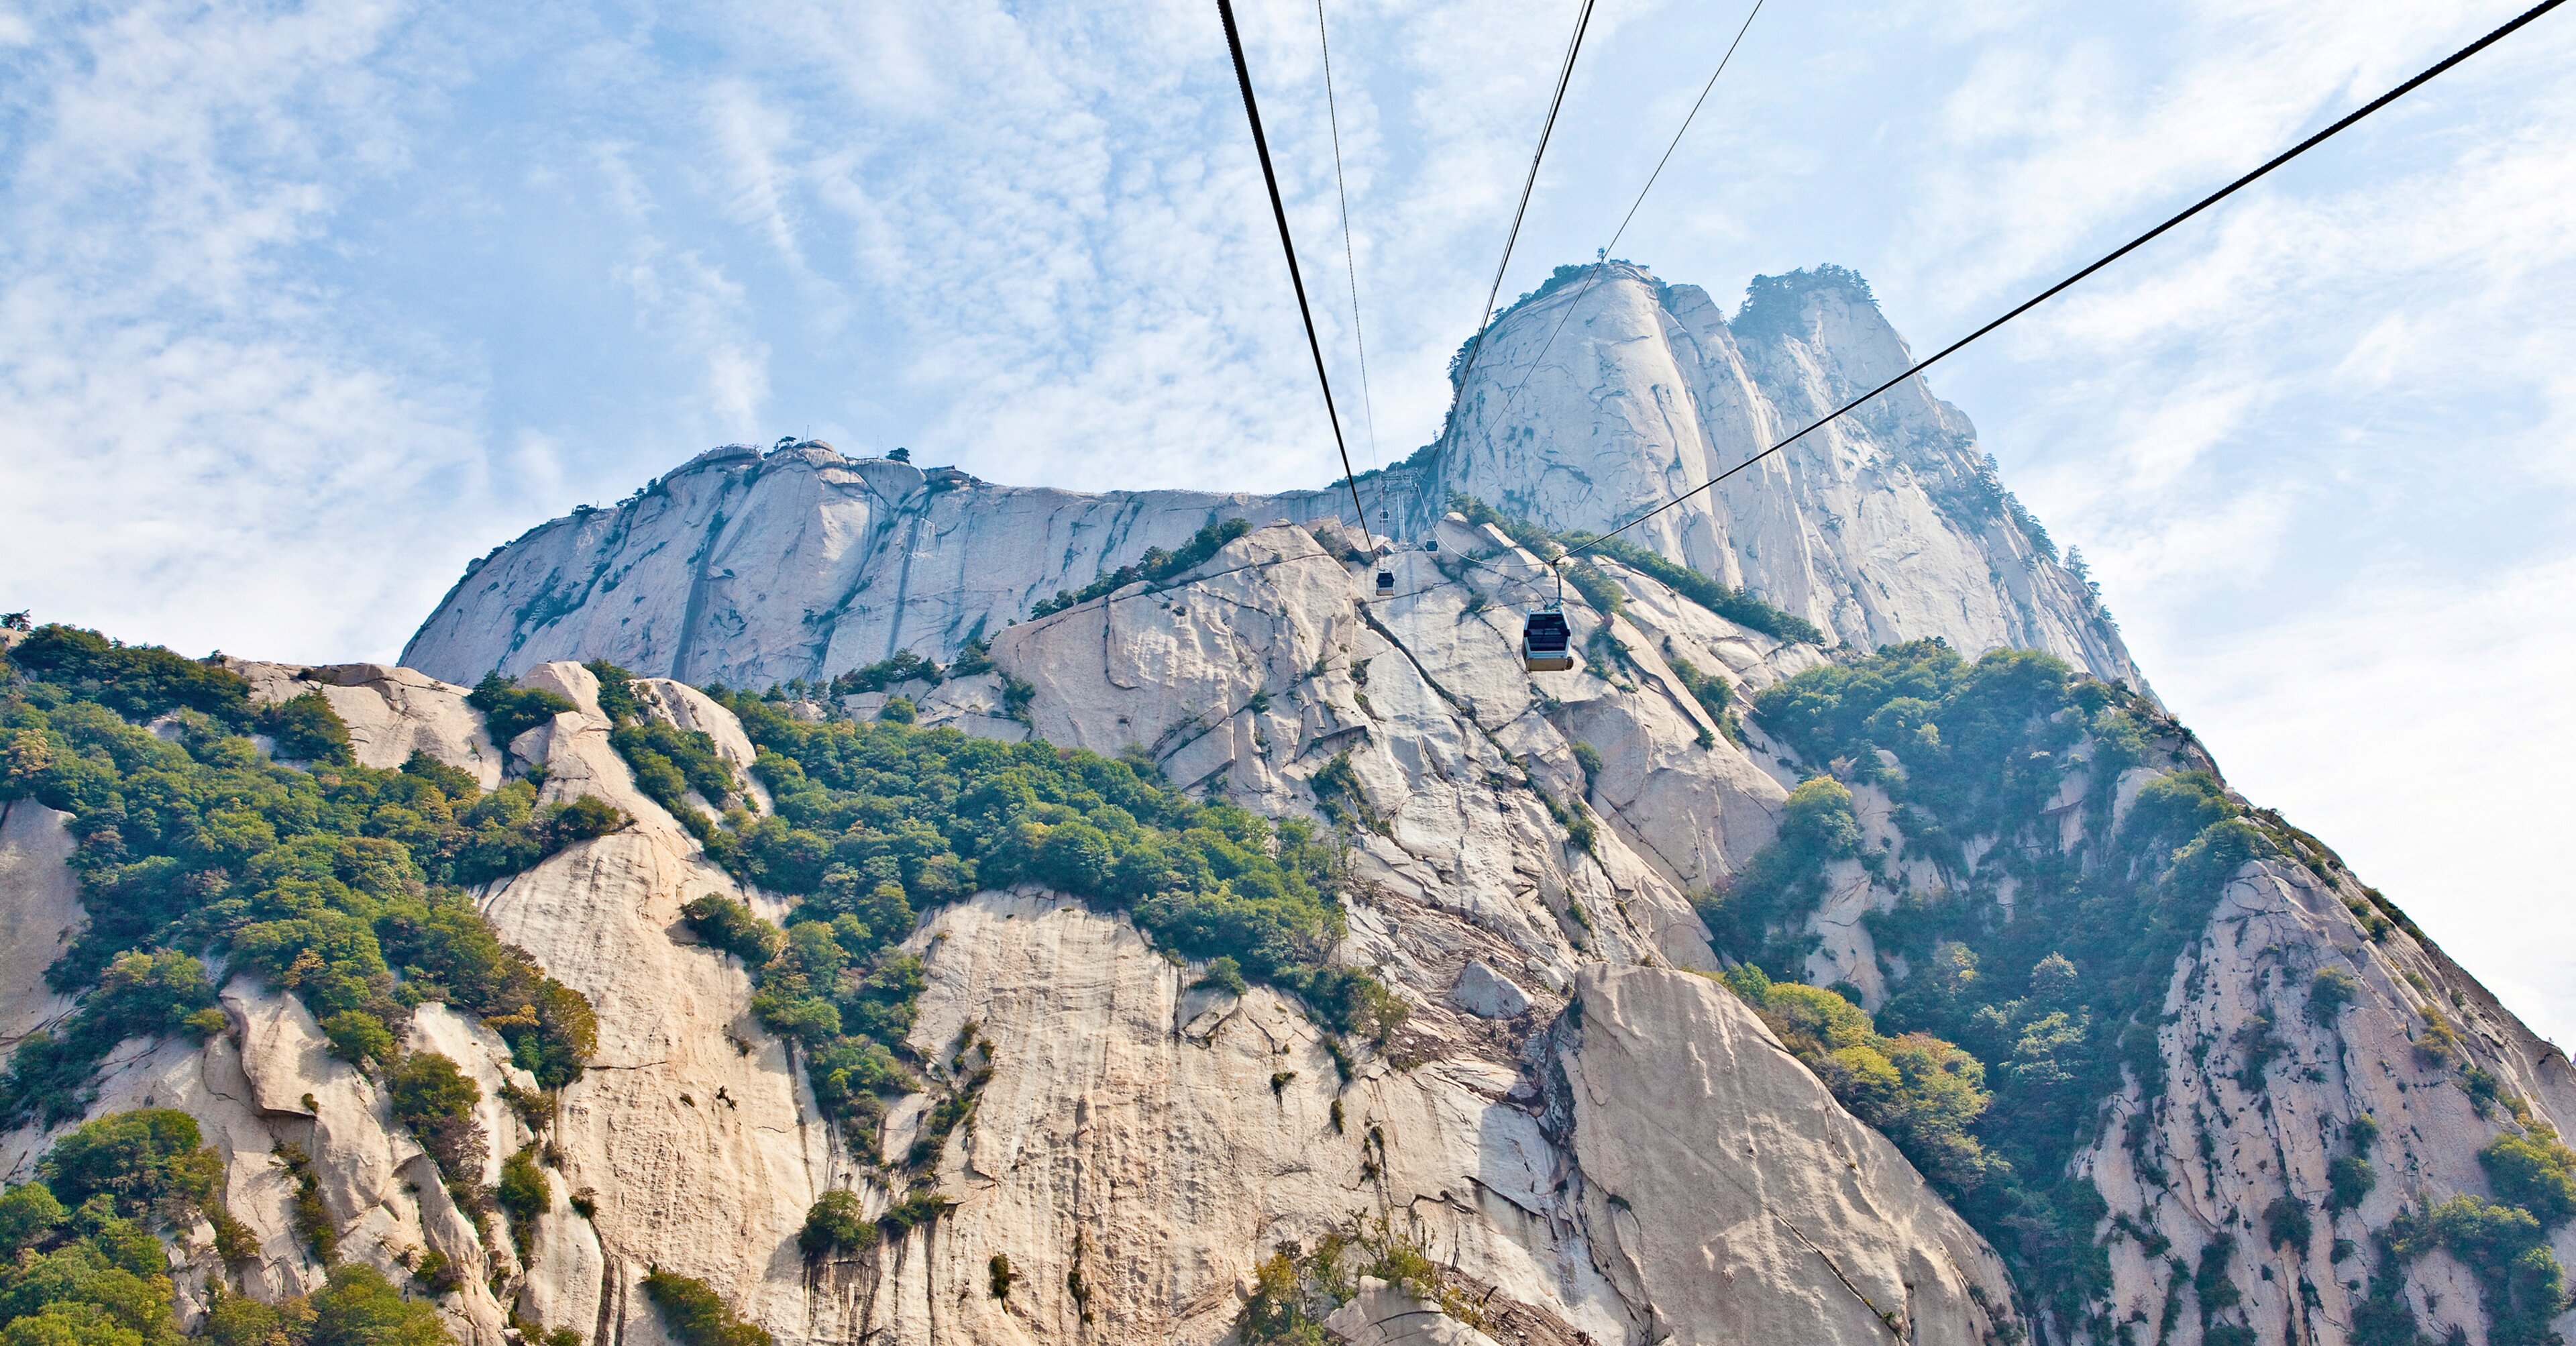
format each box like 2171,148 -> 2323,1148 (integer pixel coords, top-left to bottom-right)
1,0 -> 2570,1039
2158,552 -> 2576,1047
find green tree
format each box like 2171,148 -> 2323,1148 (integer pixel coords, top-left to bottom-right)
2479,1128 -> 2576,1231
306,1265 -> 447,1346
386,1053 -> 484,1188
37,1110 -> 219,1221
797,1191 -> 874,1259
641,1271 -> 773,1346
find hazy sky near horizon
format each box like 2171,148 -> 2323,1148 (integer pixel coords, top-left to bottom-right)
3,0 -> 2570,1043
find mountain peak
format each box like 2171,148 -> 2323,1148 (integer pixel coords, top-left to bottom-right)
400,264 -> 2133,694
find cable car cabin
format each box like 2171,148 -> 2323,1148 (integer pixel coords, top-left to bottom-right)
1522,609 -> 1574,672
1375,569 -> 1395,598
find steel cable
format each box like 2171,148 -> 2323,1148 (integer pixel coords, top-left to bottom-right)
1216,0 -> 1375,552
1562,0 -> 2569,565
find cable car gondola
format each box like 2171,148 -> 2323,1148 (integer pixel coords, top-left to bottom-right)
1522,607 -> 1574,672
1375,568 -> 1395,598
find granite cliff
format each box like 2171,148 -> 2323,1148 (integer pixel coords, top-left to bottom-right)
399,264 -> 2135,694
5,264 -> 2569,1346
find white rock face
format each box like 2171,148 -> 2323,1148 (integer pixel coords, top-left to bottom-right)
0,975 -> 533,1346
12,262 -> 2572,1346
0,800 -> 80,1057
468,662 -> 841,1346
229,659 -> 504,786
2076,860 -> 2576,1345
832,892 -> 2027,1346
1325,1278 -> 1506,1345
1438,264 -> 2136,682
1550,966 -> 2023,1346
1450,963 -> 1533,1021
399,265 -> 2139,694
3,589 -> 2035,1346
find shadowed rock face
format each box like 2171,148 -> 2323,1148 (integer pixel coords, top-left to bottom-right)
400,264 -> 2137,693
1433,264 -> 2131,679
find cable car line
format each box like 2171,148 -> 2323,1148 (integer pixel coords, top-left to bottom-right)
1315,0 -> 1388,535
1449,0 -> 1603,401
1215,0 -> 1375,554
1554,0 -> 2567,572
1500,0 -> 1766,413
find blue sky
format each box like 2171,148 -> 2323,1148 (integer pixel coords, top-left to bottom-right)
3,0 -> 2570,1043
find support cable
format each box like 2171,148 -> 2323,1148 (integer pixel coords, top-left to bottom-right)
1216,0 -> 1375,552
1560,0 -> 2567,567
1449,0 -> 1602,401
1315,0 -> 1389,531
1501,0 -> 1766,414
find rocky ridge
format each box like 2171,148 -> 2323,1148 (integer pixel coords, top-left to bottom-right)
6,262 -> 2571,1346
4,552 -> 2038,1345
400,264 -> 2135,693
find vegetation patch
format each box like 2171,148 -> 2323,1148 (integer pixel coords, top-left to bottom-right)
1238,1216 -> 1485,1343
209,1263 -> 448,1346
1031,519 -> 1252,619
2477,1125 -> 2576,1229
1307,752 -> 1378,833
796,1190 -> 875,1260
826,651 -> 945,699
643,1270 -> 774,1346
465,676 -> 574,748
496,1145 -> 551,1254
2394,1195 -> 2567,1346
388,1051 -> 486,1208
2,1108 -> 445,1346
1445,495 -> 1822,645
1557,530 -> 1826,645
1694,776 -> 1857,976
1714,638 -> 2295,1327
674,690 -> 1400,1147
570,660 -> 745,846
1,626 -> 601,1129
1741,633 -> 2574,1346
275,1141 -> 337,1263
1716,966 -> 1994,1195
1665,654 -> 1741,744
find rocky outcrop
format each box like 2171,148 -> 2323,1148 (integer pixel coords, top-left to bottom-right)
474,661 -> 837,1346
848,898 -> 2026,1345
400,445 -> 1347,691
399,264 -> 2138,692
4,586 -> 2037,1346
2080,859 -> 2576,1345
1546,966 -> 2023,1345
1435,264 -> 2133,681
0,800 -> 80,1058
11,260 -> 2569,1346
228,660 -> 506,786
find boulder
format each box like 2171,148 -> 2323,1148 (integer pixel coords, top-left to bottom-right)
1449,962 -> 1533,1020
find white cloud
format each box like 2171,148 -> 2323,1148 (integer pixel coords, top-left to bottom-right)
0,0 -> 517,662
2155,551 -> 2576,1047
614,242 -> 772,437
